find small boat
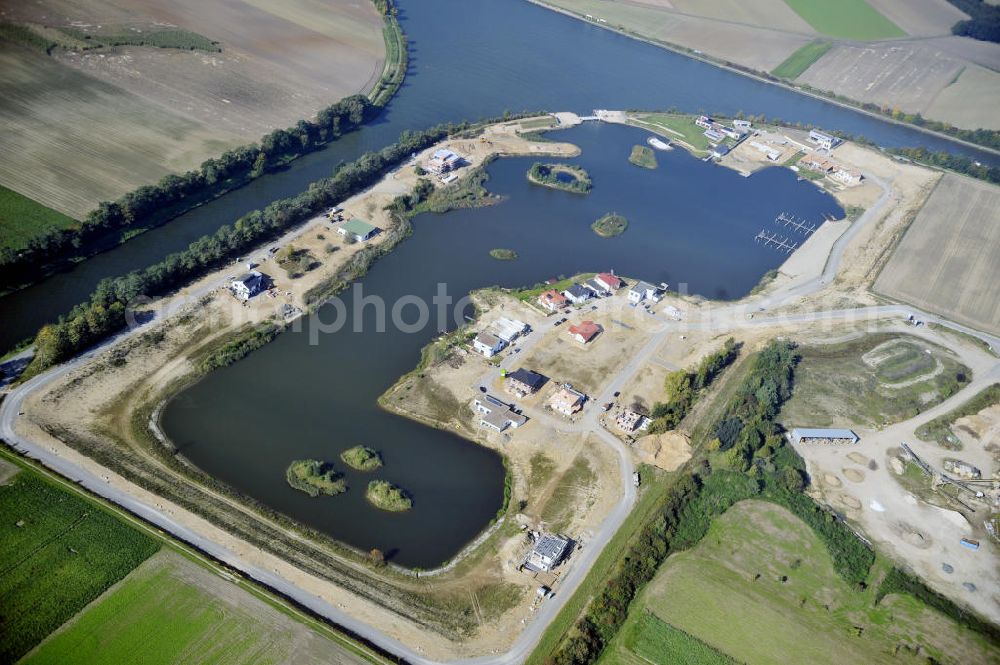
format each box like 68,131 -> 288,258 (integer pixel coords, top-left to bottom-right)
647,136 -> 672,151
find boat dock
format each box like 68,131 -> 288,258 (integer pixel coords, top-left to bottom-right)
754,229 -> 798,253
775,212 -> 817,235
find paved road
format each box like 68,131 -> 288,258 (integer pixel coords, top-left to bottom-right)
3,160 -> 998,664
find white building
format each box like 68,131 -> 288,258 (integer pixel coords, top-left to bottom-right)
474,395 -> 527,432
230,271 -> 267,301
831,167 -> 862,185
562,283 -> 592,305
427,148 -> 462,174
491,317 -> 528,343
809,129 -> 837,150
525,534 -> 570,572
790,428 -> 859,445
473,331 -> 507,358
628,281 -> 663,303
733,119 -> 752,130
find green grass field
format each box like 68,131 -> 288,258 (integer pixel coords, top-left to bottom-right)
600,612 -> 736,665
631,114 -> 713,153
634,500 -> 999,665
771,41 -> 832,79
0,468 -> 159,663
783,0 -> 905,40
0,184 -> 78,253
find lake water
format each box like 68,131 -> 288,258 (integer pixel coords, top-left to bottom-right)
161,122 -> 843,567
0,0 -> 994,351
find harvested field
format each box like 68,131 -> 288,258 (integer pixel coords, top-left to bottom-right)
23,550 -> 373,665
926,64 -> 1000,131
782,0 -> 905,40
0,0 -> 385,217
798,43 -> 964,116
875,174 -> 1000,337
866,0 -> 968,36
653,0 -> 814,33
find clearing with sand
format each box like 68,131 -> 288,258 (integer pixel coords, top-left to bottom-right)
0,0 -> 386,218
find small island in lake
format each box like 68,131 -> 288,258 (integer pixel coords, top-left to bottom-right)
366,480 -> 413,512
341,445 -> 383,471
592,213 -> 628,237
527,162 -> 592,193
286,460 -> 347,497
489,248 -> 518,260
629,145 -> 657,169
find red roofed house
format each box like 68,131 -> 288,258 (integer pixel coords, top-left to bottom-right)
595,272 -> 623,292
538,289 -> 568,312
568,320 -> 602,344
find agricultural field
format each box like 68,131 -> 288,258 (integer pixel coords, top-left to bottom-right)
770,40 -> 832,79
875,174 -> 1000,337
0,464 -> 160,663
0,0 -> 385,218
598,612 -> 736,665
925,64 -> 1000,131
0,184 -> 78,252
782,0 -> 905,40
627,500 -> 999,665
23,550 -> 374,665
779,334 -> 972,428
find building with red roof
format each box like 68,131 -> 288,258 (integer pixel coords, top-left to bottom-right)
538,289 -> 568,312
568,320 -> 602,344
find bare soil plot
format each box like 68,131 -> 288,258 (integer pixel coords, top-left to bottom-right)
653,0 -> 815,33
865,0 -> 967,37
926,64 -> 1000,131
875,174 -> 1000,337
24,550 -> 373,665
0,0 -> 384,217
798,43 -> 964,115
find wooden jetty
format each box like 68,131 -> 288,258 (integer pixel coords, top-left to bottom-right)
775,212 -> 817,235
754,229 -> 798,253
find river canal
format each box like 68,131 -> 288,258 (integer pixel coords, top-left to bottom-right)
0,0 -> 994,350
161,122 -> 842,567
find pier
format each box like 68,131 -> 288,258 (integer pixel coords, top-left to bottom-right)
754,229 -> 798,253
775,212 -> 817,235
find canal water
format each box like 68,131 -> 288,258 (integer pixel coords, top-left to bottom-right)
161,122 -> 843,567
0,0 -> 995,350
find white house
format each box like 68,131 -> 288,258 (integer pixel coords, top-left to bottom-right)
733,119 -> 752,130
427,148 -> 462,174
809,129 -> 836,150
230,271 -> 267,301
473,332 -> 506,358
474,395 -> 527,432
491,317 -> 528,343
594,272 -> 623,292
831,167 -> 862,185
628,281 -> 663,303
562,283 -> 591,305
525,534 -> 570,572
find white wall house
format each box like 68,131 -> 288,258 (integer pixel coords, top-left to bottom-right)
473,331 -> 506,358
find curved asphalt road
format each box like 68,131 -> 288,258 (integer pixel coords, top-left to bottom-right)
3,166 -> 997,664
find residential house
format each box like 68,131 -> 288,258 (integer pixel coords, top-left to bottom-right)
506,368 -> 547,396
594,272 -> 623,292
474,395 -> 527,432
720,126 -> 741,140
733,119 -> 752,130
230,271 -> 267,301
695,115 -> 713,129
799,154 -> 835,174
628,281 -> 662,303
808,129 -> 836,150
584,278 -> 608,296
711,144 -> 730,159
568,320 -> 602,344
491,317 -> 529,343
562,283 -> 591,305
427,148 -> 462,174
703,128 -> 724,142
831,167 -> 862,185
524,534 -> 570,572
538,289 -> 568,312
549,386 -> 585,415
338,218 -> 379,242
473,331 -> 506,358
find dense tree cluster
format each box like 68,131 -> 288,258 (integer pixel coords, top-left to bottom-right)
948,0 -> 1000,42
0,95 -> 372,291
648,337 -> 740,432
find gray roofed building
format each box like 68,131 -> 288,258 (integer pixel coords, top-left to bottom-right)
563,283 -> 592,304
525,534 -> 570,572
230,270 -> 267,301
790,428 -> 859,445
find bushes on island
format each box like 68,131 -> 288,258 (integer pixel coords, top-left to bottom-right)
340,446 -> 383,471
366,480 -> 412,511
628,145 -> 657,169
286,460 -> 347,497
489,248 -> 518,260
527,163 -> 592,193
590,213 -> 628,238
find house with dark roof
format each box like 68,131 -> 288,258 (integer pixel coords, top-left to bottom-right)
506,368 -> 547,396
525,534 -> 570,572
230,271 -> 268,301
562,283 -> 592,305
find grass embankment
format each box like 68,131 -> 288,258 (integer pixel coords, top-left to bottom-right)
0,464 -> 159,663
366,480 -> 412,511
771,41 -> 832,79
520,116 -> 557,130
0,184 -> 78,253
285,460 -> 348,497
628,145 -> 657,169
489,248 -> 518,260
196,322 -> 282,374
783,0 -> 905,40
916,383 -> 1000,450
527,162 -> 592,193
0,21 -> 220,53
341,445 -> 383,471
369,2 -> 408,107
591,213 -> 628,238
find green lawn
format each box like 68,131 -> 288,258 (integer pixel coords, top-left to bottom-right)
635,500 -> 999,665
771,41 -> 832,79
631,114 -> 714,153
0,468 -> 159,663
600,612 -> 736,665
0,184 -> 78,253
783,0 -> 905,40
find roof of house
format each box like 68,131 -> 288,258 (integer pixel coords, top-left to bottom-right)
792,428 -> 858,440
596,272 -> 622,289
507,368 -> 546,391
568,320 -> 601,342
432,148 -> 459,160
564,284 -> 590,299
533,534 -> 570,561
539,289 -> 567,304
481,406 -> 527,430
492,317 -> 527,341
233,271 -> 262,285
341,218 -> 377,237
475,331 -> 504,348
713,145 -> 730,156
549,387 -> 584,410
631,281 -> 656,294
